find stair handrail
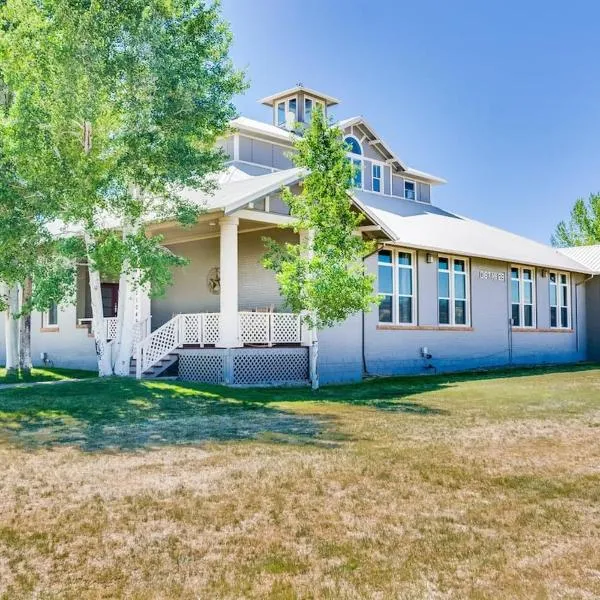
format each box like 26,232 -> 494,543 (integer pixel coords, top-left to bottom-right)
135,314 -> 182,379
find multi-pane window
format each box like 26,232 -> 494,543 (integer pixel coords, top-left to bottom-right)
43,303 -> 58,328
345,136 -> 363,188
438,257 -> 469,326
276,98 -> 298,127
372,164 -> 382,193
511,267 -> 535,327
378,250 -> 415,324
549,272 -> 570,328
404,180 -> 416,200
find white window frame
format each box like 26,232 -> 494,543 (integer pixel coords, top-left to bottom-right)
510,265 -> 536,328
344,136 -> 363,190
377,248 -> 417,325
438,255 -> 470,326
372,163 -> 382,193
549,271 -> 571,329
275,96 -> 298,127
43,303 -> 58,328
404,179 -> 417,201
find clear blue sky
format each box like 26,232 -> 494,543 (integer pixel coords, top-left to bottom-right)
220,0 -> 600,244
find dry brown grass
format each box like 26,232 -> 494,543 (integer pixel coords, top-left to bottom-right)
1,366 -> 600,599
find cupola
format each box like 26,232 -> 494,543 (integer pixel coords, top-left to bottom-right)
258,84 -> 339,131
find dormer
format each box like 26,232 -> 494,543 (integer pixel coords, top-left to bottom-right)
259,85 -> 340,131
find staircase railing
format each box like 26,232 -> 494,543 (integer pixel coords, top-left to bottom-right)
135,311 -> 301,379
135,313 -> 221,378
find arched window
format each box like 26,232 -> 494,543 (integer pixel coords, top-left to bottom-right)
344,136 -> 363,188
344,136 -> 362,155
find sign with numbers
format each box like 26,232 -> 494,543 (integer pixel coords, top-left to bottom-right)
478,270 -> 505,281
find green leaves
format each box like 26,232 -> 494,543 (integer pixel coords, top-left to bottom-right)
552,193 -> 600,247
263,106 -> 378,330
0,0 -> 246,302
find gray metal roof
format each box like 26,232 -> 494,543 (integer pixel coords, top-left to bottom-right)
180,167 -> 306,214
352,190 -> 591,273
559,245 -> 600,273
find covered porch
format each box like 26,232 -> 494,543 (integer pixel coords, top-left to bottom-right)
135,203 -> 310,381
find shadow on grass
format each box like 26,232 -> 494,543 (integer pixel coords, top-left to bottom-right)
0,367 -> 97,385
1,363 -> 595,452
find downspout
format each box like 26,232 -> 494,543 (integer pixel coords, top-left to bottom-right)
362,243 -> 384,377
575,273 -> 596,355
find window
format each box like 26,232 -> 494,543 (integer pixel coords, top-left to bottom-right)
404,180 -> 416,200
372,164 -> 382,193
511,267 -> 535,328
438,257 -> 469,326
304,98 -> 313,123
276,97 -> 298,127
277,102 -> 286,126
549,272 -> 570,328
344,136 -> 363,189
378,249 -> 416,324
345,136 -> 362,155
44,303 -> 58,328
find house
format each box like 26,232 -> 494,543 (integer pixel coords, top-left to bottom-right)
558,245 -> 600,361
0,85 -> 595,385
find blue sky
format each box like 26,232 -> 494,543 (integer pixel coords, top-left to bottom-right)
220,0 -> 600,244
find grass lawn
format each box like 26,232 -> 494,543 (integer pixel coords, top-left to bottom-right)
1,365 -> 599,599
0,366 -> 97,384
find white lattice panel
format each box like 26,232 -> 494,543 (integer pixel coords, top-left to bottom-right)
271,313 -> 301,344
239,312 -> 269,344
233,348 -> 309,384
182,314 -> 202,345
179,352 -> 225,384
141,318 -> 179,371
202,313 -> 220,345
105,317 -> 118,340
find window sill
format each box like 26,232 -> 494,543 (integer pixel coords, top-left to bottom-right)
512,327 -> 573,333
377,324 -> 473,332
40,327 -> 59,333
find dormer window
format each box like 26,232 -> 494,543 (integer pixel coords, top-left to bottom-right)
404,180 -> 416,200
345,136 -> 363,188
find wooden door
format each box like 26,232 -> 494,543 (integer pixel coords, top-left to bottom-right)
101,283 -> 119,317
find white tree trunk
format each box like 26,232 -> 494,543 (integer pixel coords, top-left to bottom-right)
85,233 -> 113,376
5,285 -> 20,375
19,278 -> 33,373
113,263 -> 138,376
310,333 -> 319,390
113,216 -> 141,377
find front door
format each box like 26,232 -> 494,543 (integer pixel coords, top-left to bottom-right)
101,283 -> 119,317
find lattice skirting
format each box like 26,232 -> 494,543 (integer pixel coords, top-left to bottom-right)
177,348 -> 309,386
179,350 -> 226,384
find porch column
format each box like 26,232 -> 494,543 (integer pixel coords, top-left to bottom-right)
217,216 -> 241,348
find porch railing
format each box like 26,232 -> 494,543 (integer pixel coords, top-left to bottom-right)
79,316 -> 150,346
135,311 -> 302,378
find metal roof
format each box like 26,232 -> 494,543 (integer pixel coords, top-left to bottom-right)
258,86 -> 340,107
351,189 -> 591,273
180,167 -> 307,214
338,116 -> 446,184
559,245 -> 600,273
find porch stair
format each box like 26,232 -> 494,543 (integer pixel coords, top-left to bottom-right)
130,352 -> 178,379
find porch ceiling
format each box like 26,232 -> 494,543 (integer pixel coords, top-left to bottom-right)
149,215 -> 288,246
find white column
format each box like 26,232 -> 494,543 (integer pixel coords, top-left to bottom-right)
217,216 -> 241,348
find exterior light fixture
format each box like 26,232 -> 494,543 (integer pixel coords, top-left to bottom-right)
426,253 -> 434,264
542,269 -> 548,277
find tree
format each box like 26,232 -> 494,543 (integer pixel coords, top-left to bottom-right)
552,193 -> 600,247
263,106 -> 378,389
0,0 -> 246,375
